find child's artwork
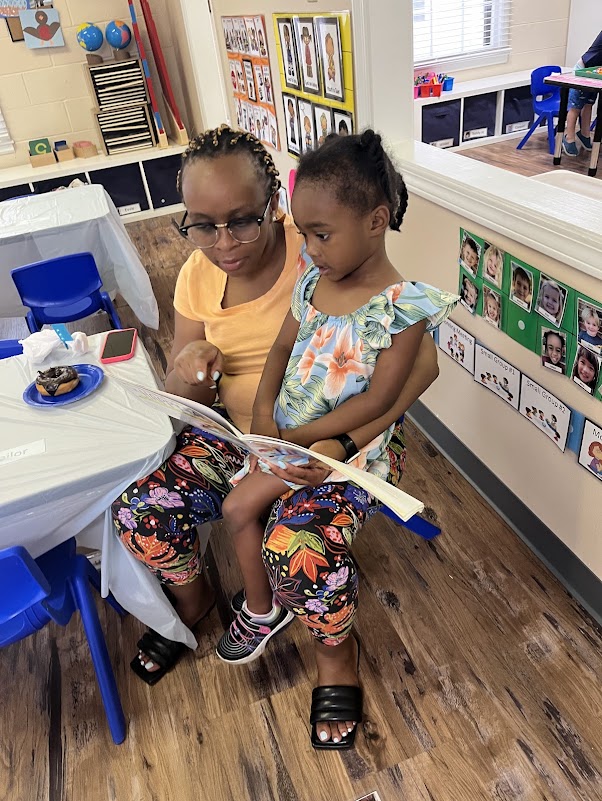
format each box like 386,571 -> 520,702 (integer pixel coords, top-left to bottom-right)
333,110 -> 353,136
571,345 -> 600,395
578,419 -> 602,481
277,18 -> 300,90
298,99 -> 315,152
283,93 -> 300,155
242,59 -> 256,101
294,17 -> 320,95
519,375 -> 571,452
482,285 -> 502,329
1,1 -> 29,17
540,328 -> 567,375
315,16 -> 344,102
510,260 -> 534,311
244,17 -> 260,57
439,319 -> 475,375
459,273 -> 479,314
576,298 -> 602,353
482,241 -> 504,289
459,229 -> 481,277
313,103 -> 333,146
20,7 -> 63,48
535,275 -> 567,327
474,344 -> 521,410
254,16 -> 268,57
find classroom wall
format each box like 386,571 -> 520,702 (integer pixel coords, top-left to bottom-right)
566,0 -> 602,66
0,0 -> 200,169
440,0 -> 572,82
393,193 -> 602,581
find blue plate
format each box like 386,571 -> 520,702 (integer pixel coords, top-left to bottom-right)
23,364 -> 104,408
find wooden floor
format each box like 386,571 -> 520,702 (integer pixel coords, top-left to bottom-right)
459,129 -> 602,178
2,217 -> 602,801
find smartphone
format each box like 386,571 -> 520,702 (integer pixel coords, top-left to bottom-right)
100,328 -> 138,364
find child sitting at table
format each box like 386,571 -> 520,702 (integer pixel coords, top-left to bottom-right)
563,30 -> 602,156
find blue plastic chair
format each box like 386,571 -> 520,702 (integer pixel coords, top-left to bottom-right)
0,339 -> 23,359
0,538 -> 126,744
11,252 -> 123,334
517,66 -> 561,155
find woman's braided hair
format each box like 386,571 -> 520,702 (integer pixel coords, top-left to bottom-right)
294,129 -> 408,231
177,124 -> 280,197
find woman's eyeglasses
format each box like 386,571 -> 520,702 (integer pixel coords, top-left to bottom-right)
175,195 -> 273,249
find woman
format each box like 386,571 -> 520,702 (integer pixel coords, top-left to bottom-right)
112,125 -> 439,747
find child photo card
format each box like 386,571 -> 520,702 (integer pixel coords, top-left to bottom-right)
474,344 -> 521,410
439,319 -> 475,374
578,419 -> 602,481
481,285 -> 503,330
535,275 -> 569,329
481,241 -> 504,290
509,258 -> 537,312
459,270 -> 480,315
520,375 -> 571,452
540,326 -> 568,375
459,229 -> 483,277
576,296 -> 602,354
571,344 -> 601,395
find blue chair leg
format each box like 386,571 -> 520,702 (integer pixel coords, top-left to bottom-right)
547,113 -> 556,154
70,564 -> 126,744
25,310 -> 40,334
80,556 -> 127,617
517,114 -> 543,150
380,506 -> 441,540
101,292 -> 123,330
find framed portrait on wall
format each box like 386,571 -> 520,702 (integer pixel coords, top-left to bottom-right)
277,18 -> 300,90
333,110 -> 353,136
283,94 -> 300,155
294,17 -> 321,95
315,16 -> 344,102
242,60 -> 256,101
298,99 -> 315,152
313,103 -> 333,146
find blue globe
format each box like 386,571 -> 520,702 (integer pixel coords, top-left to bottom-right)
76,23 -> 103,53
105,20 -> 132,50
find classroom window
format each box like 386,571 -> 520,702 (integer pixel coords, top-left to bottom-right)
413,0 -> 511,69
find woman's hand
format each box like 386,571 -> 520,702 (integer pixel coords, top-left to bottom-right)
265,438 -> 345,486
173,340 -> 224,388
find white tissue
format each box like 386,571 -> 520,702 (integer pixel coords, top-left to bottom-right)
19,330 -> 89,364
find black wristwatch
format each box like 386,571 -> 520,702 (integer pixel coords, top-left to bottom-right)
333,433 -> 360,463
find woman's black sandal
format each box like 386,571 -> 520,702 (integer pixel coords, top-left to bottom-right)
310,637 -> 362,750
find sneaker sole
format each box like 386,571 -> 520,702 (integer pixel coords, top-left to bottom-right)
216,610 -> 295,665
562,144 -> 579,157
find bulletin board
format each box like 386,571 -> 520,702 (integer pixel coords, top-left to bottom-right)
221,15 -> 280,151
272,12 -> 355,158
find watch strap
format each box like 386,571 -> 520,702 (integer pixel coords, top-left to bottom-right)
333,433 -> 360,463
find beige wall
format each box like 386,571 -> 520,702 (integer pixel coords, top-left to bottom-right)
393,193 -> 602,579
210,0 -> 352,188
441,0 -> 572,83
0,0 -> 200,169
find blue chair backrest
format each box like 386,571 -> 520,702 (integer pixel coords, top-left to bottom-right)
531,66 -> 561,100
11,252 -> 102,309
0,339 -> 23,359
0,546 -> 50,625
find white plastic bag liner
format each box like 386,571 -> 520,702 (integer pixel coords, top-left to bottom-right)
0,335 -> 196,648
20,330 -> 89,364
0,185 -> 159,328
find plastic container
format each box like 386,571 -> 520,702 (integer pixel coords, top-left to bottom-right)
431,84 -> 442,97
419,84 -> 431,98
442,76 -> 454,91
413,86 -> 420,99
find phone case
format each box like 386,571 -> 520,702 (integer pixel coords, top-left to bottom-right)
99,328 -> 138,364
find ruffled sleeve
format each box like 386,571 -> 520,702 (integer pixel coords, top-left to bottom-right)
357,281 -> 459,350
290,247 -> 320,321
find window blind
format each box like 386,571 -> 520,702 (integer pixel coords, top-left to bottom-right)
0,107 -> 15,155
413,0 -> 511,67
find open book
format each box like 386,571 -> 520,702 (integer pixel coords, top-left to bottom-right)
112,376 -> 424,522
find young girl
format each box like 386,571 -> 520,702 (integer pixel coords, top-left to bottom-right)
537,279 -> 564,325
572,346 -> 599,393
542,330 -> 566,373
219,130 -> 457,747
483,287 -> 501,327
483,244 -> 503,288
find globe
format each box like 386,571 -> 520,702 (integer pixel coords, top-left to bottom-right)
105,20 -> 132,50
76,23 -> 103,52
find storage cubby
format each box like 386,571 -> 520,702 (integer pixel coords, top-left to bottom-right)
88,163 -> 150,214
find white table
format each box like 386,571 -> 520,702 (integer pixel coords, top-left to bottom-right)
0,185 -> 159,328
0,334 -> 197,647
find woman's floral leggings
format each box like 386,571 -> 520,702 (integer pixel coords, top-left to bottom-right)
112,424 -> 406,645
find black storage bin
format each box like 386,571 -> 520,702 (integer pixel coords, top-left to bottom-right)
0,184 -> 33,201
463,92 -> 497,141
143,154 -> 182,209
502,86 -> 534,135
422,100 -> 461,148
33,174 -> 87,194
88,163 -> 149,214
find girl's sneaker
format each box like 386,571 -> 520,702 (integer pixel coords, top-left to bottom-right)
231,588 -> 245,613
562,137 -> 579,157
216,601 -> 294,664
576,131 -> 592,151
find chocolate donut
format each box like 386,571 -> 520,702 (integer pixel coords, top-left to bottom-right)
35,366 -> 80,397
